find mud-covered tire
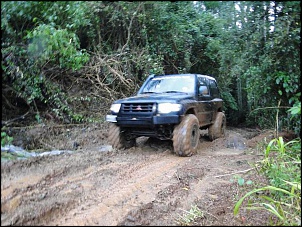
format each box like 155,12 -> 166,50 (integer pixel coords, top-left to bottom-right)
108,124 -> 136,149
173,114 -> 200,157
208,112 -> 226,141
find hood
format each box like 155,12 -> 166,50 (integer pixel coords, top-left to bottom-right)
114,92 -> 195,104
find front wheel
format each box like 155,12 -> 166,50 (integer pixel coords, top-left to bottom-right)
108,124 -> 136,149
173,114 -> 200,157
208,112 -> 226,141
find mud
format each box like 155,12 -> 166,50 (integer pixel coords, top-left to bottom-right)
1,124 -> 276,226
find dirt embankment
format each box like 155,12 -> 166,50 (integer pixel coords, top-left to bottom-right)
1,125 -> 275,226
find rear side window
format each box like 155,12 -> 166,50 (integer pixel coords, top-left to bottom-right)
209,80 -> 220,98
198,76 -> 208,87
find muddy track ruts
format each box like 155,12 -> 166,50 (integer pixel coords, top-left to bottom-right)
48,151 -> 192,226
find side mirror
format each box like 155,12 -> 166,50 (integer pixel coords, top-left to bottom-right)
199,85 -> 209,96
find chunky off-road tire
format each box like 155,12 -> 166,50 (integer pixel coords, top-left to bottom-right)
173,114 -> 200,157
208,112 -> 226,141
108,124 -> 136,149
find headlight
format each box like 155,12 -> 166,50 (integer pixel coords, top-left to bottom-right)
158,103 -> 182,114
110,104 -> 121,113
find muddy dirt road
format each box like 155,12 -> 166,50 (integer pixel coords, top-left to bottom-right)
1,124 -> 274,226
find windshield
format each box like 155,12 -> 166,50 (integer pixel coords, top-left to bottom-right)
141,75 -> 195,94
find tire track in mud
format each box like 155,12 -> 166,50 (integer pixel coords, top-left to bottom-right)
1,164 -> 78,226
48,152 -> 190,226
2,141 -> 203,225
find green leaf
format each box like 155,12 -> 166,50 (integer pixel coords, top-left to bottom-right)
238,178 -> 245,186
246,180 -> 253,185
288,106 -> 301,115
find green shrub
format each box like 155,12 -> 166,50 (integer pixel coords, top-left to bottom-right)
1,131 -> 14,147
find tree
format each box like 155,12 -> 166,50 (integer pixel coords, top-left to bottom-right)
1,1 -> 300,132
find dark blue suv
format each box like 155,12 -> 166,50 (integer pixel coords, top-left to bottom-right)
106,74 -> 225,157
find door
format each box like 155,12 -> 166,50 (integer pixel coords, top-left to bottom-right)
196,76 -> 213,127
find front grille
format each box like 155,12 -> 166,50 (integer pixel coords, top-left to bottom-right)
122,103 -> 154,113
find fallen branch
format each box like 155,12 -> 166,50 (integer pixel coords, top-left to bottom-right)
2,111 -> 30,127
214,168 -> 254,178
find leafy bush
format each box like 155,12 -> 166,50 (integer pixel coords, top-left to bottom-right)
26,24 -> 89,71
1,131 -> 14,147
287,102 -> 301,136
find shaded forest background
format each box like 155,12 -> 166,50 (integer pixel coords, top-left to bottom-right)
1,1 -> 300,135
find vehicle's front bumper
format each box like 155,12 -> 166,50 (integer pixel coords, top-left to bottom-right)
106,114 -> 180,126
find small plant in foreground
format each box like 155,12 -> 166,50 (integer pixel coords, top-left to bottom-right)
230,175 -> 253,186
176,205 -> 204,226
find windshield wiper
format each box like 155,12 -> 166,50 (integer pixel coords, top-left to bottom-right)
163,91 -> 191,95
163,91 -> 180,93
141,91 -> 157,94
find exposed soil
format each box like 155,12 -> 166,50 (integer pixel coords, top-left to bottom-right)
1,122 -> 279,226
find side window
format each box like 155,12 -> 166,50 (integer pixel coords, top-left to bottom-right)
209,80 -> 220,98
198,77 -> 209,96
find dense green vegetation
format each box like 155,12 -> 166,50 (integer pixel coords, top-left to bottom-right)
2,1 -> 300,133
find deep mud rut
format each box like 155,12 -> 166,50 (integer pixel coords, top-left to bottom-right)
1,126 -> 275,226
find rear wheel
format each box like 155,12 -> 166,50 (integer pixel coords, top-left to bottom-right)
108,124 -> 136,149
173,114 -> 200,157
208,112 -> 226,141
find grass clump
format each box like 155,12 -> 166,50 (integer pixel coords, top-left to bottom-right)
234,136 -> 301,226
176,205 -> 204,226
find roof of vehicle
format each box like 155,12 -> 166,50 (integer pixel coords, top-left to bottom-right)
153,73 -> 217,81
